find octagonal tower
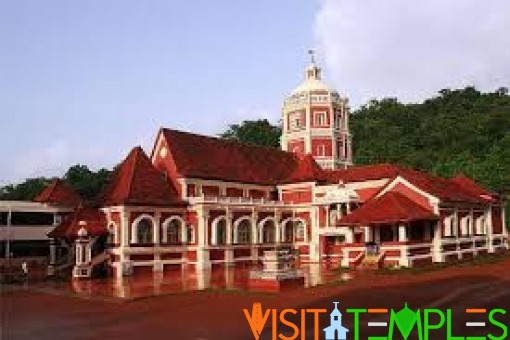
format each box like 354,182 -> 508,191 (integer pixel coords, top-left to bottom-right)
281,54 -> 353,169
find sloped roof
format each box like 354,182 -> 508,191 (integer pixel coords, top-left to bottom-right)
99,146 -> 184,207
34,179 -> 82,207
329,163 -> 401,183
330,164 -> 488,204
281,154 -> 328,184
160,128 -> 299,185
450,174 -> 498,203
338,191 -> 438,226
48,207 -> 107,239
396,168 -> 485,204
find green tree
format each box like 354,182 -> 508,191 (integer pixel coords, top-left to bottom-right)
220,119 -> 281,148
0,177 -> 51,201
0,165 -> 111,201
63,165 -> 111,200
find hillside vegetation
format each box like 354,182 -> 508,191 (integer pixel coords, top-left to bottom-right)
351,87 -> 510,194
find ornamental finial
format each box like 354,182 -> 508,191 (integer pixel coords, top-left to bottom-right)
308,49 -> 316,64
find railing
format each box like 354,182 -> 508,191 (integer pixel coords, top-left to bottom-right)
188,195 -> 287,206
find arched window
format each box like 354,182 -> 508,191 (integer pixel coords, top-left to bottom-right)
236,220 -> 251,244
166,219 -> 182,244
136,218 -> 153,244
215,219 -> 227,245
262,220 -> 276,244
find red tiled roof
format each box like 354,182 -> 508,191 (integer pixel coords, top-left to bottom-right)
34,179 -> 82,207
450,174 -> 498,202
100,146 -> 184,206
48,207 -> 107,239
396,168 -> 484,204
161,128 -> 300,185
282,154 -> 328,184
338,191 -> 438,226
329,163 -> 400,183
355,187 -> 384,203
329,164 -> 487,204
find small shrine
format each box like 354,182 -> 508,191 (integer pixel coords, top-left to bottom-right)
248,248 -> 304,291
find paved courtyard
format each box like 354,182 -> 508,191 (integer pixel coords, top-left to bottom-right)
2,255 -> 510,340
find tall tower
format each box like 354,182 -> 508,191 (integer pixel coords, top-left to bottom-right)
281,52 -> 353,169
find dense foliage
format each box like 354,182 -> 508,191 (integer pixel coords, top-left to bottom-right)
219,119 -> 281,148
0,165 -> 111,202
351,87 -> 510,194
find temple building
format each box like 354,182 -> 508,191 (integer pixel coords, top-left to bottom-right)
42,57 -> 508,278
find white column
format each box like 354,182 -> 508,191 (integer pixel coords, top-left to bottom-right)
274,211 -> 281,244
398,224 -> 407,242
309,207 -> 320,262
364,227 -> 371,243
226,211 -> 232,245
432,221 -> 443,263
398,224 -> 409,267
196,209 -> 211,270
487,207 -> 494,253
117,207 -> 132,277
153,212 -> 161,245
153,212 -> 163,272
225,211 -> 234,266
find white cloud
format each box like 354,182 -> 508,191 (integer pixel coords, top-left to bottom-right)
314,0 -> 510,107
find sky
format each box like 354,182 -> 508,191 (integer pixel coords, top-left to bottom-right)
1,0 -> 509,185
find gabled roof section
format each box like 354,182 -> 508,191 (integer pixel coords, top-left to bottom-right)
34,179 -> 82,207
160,128 -> 299,185
330,163 -> 488,204
99,146 -> 183,206
48,207 -> 107,239
396,168 -> 485,204
329,163 -> 401,183
281,154 -> 328,184
338,191 -> 438,226
450,174 -> 498,203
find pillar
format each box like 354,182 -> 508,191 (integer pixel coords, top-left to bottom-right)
398,224 -> 409,267
487,207 -> 495,253
432,221 -> 443,263
118,207 -> 132,277
196,209 -> 211,270
225,211 -> 234,266
274,211 -> 281,244
47,238 -> 57,275
250,210 -> 258,263
153,212 -> 163,272
309,207 -> 320,262
364,227 -> 371,243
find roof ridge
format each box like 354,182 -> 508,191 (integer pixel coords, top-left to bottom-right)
161,127 -> 294,156
125,147 -> 143,201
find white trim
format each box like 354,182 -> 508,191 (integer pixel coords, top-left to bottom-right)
130,214 -> 158,244
161,216 -> 186,244
258,216 -> 278,243
376,176 -> 440,205
233,216 -> 253,244
211,215 -> 228,246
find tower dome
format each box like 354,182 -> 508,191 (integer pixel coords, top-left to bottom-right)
281,52 -> 353,170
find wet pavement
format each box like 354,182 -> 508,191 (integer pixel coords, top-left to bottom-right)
2,255 -> 510,340
23,263 -> 354,300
